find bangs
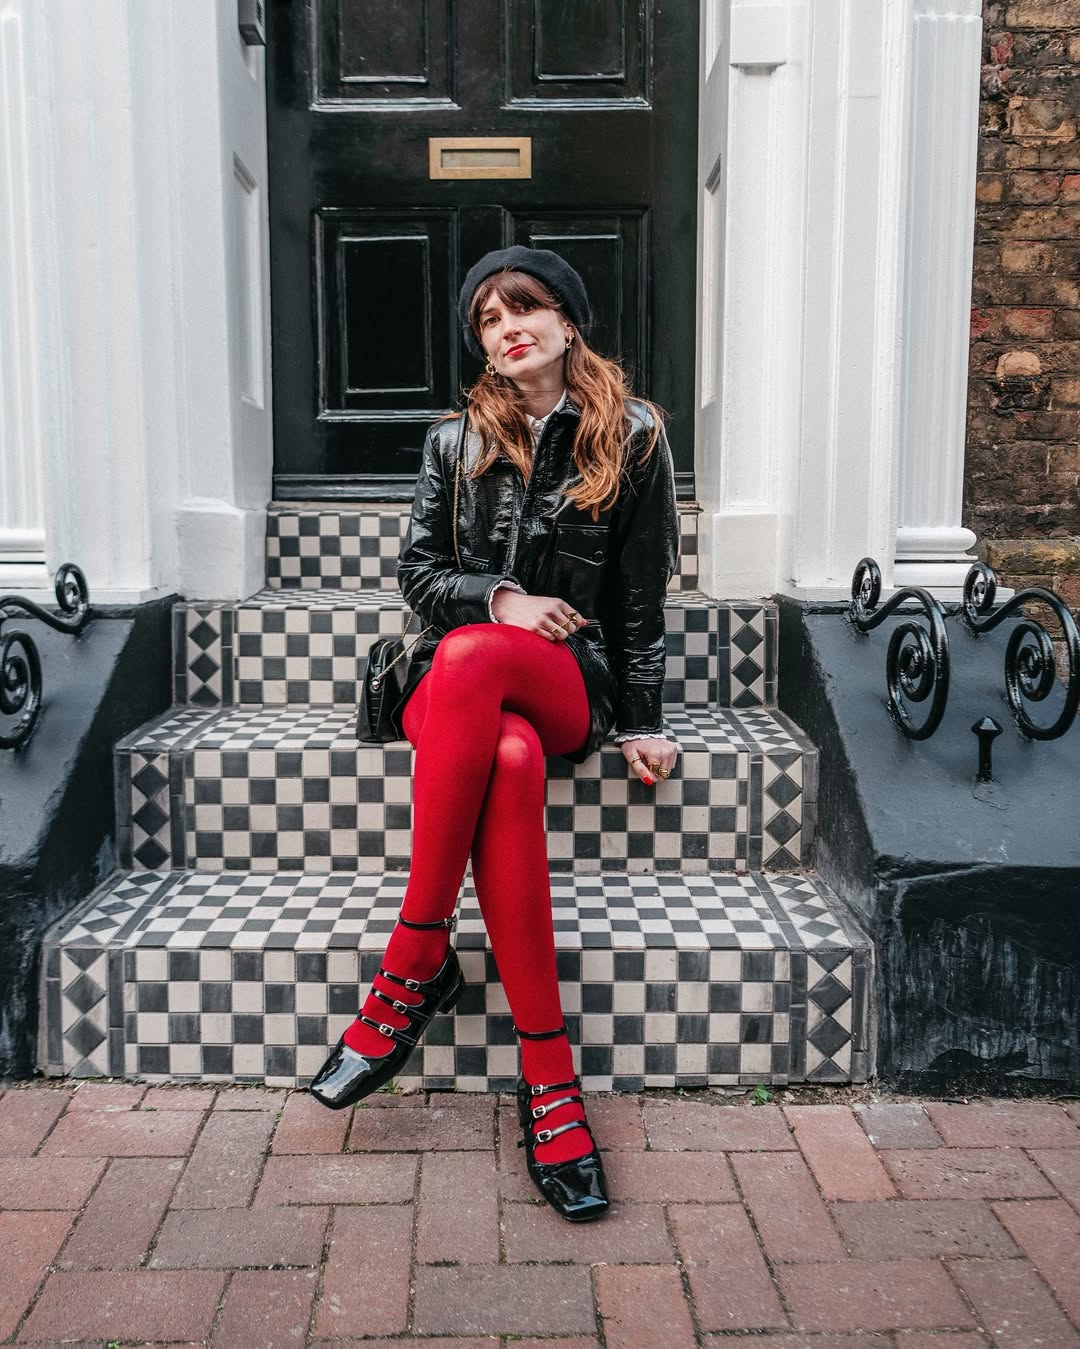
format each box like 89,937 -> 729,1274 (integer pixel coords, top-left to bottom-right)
470,270 -> 562,331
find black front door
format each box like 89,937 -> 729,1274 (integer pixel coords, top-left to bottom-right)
267,0 -> 699,500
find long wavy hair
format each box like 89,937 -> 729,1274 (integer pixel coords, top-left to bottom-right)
461,270 -> 663,519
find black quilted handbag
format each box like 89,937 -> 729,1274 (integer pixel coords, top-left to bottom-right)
355,625 -> 425,743
355,413 -> 466,743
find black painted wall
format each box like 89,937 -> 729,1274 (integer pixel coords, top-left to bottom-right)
0,598 -> 174,1077
779,599 -> 1080,1088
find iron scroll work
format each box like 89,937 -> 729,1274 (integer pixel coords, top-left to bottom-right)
0,564 -> 91,750
848,558 -> 950,739
960,562 -> 1080,740
847,558 -> 1079,742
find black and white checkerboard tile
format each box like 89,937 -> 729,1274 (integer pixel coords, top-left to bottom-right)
265,505 -> 702,593
265,507 -> 410,591
38,869 -> 871,1089
172,589 -> 773,712
115,706 -> 814,873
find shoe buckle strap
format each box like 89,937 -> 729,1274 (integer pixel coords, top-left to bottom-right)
531,1092 -> 582,1120
372,988 -> 414,1017
533,1119 -> 589,1146
397,914 -> 456,931
379,966 -> 434,993
530,1077 -> 578,1097
357,1013 -> 418,1047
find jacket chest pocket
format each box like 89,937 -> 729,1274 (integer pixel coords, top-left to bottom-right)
555,524 -> 608,568
550,524 -> 608,617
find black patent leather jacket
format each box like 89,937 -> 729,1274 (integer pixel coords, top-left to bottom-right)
394,396 -> 679,762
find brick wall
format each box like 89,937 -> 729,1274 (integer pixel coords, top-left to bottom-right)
966,0 -> 1080,609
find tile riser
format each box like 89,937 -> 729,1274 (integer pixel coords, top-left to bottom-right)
39,870 -> 871,1090
116,710 -> 815,874
174,597 -> 777,712
264,506 -> 703,593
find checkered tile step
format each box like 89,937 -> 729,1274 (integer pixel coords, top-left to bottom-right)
115,706 -> 816,875
265,504 -> 702,593
173,592 -> 777,712
38,869 -> 872,1090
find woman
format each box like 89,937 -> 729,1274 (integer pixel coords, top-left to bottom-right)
310,245 -> 679,1222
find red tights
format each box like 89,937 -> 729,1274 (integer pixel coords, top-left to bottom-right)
343,624 -> 594,1162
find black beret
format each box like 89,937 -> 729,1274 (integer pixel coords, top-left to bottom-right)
458,245 -> 592,357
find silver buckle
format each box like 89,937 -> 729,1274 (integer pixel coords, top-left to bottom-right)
404,978 -> 421,991
532,1104 -> 547,1119
531,1083 -> 546,1096
535,1128 -> 554,1143
378,1023 -> 394,1037
392,1000 -> 408,1014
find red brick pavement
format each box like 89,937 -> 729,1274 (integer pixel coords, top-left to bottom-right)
0,1081 -> 1079,1345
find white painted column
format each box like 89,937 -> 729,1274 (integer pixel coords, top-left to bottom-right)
0,0 -> 49,590
4,0 -> 271,605
785,0 -> 912,598
696,0 -> 982,601
696,0 -> 797,599
893,0 -> 981,594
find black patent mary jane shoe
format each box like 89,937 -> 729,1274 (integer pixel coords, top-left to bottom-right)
515,1025 -> 609,1223
309,918 -> 464,1111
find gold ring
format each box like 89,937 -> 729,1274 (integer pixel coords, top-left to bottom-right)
655,766 -> 671,779
630,756 -> 644,765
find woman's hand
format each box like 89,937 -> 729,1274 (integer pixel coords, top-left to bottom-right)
491,589 -> 588,641
621,736 -> 677,787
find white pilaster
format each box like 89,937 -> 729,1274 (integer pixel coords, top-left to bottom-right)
8,0 -> 271,605
893,0 -> 981,594
0,0 -> 49,590
785,0 -> 911,598
696,0 -> 795,598
696,0 -> 982,602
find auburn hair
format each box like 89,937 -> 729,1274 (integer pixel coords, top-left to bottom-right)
461,270 -> 663,519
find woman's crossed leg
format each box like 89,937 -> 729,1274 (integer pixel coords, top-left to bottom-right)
342,620 -> 590,1144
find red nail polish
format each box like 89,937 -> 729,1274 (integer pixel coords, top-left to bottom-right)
643,775 -> 655,786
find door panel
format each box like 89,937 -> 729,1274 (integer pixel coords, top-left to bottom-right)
268,0 -> 698,500
515,216 -> 645,377
316,0 -> 454,104
507,1 -> 645,101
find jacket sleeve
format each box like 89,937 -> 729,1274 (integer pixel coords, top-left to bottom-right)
397,422 -> 520,630
607,414 -> 679,734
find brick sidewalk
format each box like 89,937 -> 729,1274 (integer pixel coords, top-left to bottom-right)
1,1083 -> 1079,1346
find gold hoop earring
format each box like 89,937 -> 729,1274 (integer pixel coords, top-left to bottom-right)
485,358 -> 496,376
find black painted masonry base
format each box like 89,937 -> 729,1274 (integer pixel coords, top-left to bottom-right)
0,597 -> 174,1077
778,598 -> 1080,1088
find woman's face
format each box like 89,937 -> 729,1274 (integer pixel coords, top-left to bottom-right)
477,286 -> 572,386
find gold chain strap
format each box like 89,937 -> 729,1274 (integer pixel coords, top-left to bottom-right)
451,409 -> 465,569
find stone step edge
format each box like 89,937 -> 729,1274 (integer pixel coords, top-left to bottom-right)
118,703 -> 812,758
39,866 -> 872,1090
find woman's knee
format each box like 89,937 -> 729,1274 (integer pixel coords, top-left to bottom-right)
492,715 -> 543,780
429,624 -> 497,681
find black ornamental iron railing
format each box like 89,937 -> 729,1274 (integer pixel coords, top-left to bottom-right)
0,564 -> 91,750
847,557 -> 1079,767
847,557 -> 951,740
959,562 -> 1080,741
